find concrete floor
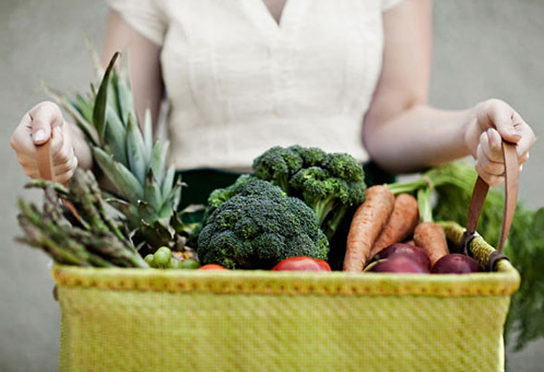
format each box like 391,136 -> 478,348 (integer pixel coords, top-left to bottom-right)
1,0 -> 543,371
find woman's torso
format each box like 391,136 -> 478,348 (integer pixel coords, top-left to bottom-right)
109,0 -> 398,170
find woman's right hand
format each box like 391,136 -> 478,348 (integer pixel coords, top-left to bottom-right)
10,101 -> 78,183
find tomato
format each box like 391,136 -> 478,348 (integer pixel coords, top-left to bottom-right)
271,256 -> 331,272
198,264 -> 228,271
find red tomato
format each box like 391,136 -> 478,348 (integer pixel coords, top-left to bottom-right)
272,257 -> 331,272
198,264 -> 228,271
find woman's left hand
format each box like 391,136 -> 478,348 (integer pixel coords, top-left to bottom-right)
465,99 -> 535,186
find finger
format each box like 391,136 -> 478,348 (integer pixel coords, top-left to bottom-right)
10,115 -> 36,155
512,122 -> 536,158
53,155 -> 77,175
22,167 -> 39,180
475,161 -> 504,187
519,151 -> 529,165
17,155 -> 37,169
56,168 -> 76,185
50,126 -> 65,157
28,102 -> 63,145
477,145 -> 505,176
480,129 -> 503,163
52,146 -> 74,166
486,101 -> 521,143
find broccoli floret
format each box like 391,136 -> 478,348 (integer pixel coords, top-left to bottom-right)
253,145 -> 366,241
252,146 -> 303,193
294,146 -> 327,167
323,153 -> 365,183
197,180 -> 329,269
207,174 -> 255,209
289,167 -> 346,224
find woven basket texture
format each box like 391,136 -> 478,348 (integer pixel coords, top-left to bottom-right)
53,222 -> 519,372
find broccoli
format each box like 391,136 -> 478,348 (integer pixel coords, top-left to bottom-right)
207,174 -> 256,210
252,146 -> 304,193
197,179 -> 329,269
252,145 -> 366,240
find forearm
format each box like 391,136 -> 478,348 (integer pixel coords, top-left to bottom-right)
363,104 -> 474,174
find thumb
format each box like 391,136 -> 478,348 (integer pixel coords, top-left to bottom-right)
31,118 -> 52,145
29,102 -> 63,145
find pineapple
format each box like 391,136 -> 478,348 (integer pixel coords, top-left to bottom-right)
47,52 -> 197,257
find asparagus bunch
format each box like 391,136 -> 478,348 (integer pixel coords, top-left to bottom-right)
17,169 -> 148,268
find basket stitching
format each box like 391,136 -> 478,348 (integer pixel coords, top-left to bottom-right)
53,274 -> 516,297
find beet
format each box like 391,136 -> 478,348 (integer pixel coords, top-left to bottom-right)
368,255 -> 429,274
377,243 -> 431,271
431,254 -> 483,274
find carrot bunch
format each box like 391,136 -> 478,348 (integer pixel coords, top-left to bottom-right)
343,184 -> 448,272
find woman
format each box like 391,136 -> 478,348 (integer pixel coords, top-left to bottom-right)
10,0 -> 535,199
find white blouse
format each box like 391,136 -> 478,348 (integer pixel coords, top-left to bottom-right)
108,0 -> 403,170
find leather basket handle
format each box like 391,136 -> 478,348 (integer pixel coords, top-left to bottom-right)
35,139 -> 81,221
36,139 -> 54,181
464,141 -> 519,260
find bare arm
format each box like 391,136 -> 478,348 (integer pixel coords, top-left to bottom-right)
102,10 -> 163,128
363,0 -> 534,185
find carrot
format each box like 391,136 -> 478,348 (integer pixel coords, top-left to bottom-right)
343,185 -> 395,272
413,222 -> 449,265
369,193 -> 419,259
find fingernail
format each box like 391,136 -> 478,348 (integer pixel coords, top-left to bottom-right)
520,164 -> 523,172
33,129 -> 45,142
487,128 -> 499,147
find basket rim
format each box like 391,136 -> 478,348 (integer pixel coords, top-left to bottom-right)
52,260 -> 519,298
52,221 -> 520,297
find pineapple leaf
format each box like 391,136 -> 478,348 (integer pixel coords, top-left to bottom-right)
138,220 -> 175,249
159,180 -> 182,214
92,147 -> 143,203
136,201 -> 156,224
75,94 -> 94,124
149,141 -> 168,183
126,115 -> 147,184
107,69 -> 120,117
105,106 -> 128,166
105,197 -> 139,226
161,167 -> 176,199
93,52 -> 120,143
117,74 -> 136,126
143,170 -> 162,212
143,108 -> 153,160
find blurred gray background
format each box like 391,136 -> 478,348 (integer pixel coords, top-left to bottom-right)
1,0 -> 543,371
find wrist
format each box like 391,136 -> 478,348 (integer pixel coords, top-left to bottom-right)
463,104 -> 481,159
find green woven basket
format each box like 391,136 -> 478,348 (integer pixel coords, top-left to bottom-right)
52,222 -> 519,372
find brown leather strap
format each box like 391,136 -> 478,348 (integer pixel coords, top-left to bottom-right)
35,139 -> 81,221
36,140 -> 54,181
499,142 -> 519,253
465,142 -> 519,254
465,176 -> 489,234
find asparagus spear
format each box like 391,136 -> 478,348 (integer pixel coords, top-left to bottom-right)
16,169 -> 149,268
